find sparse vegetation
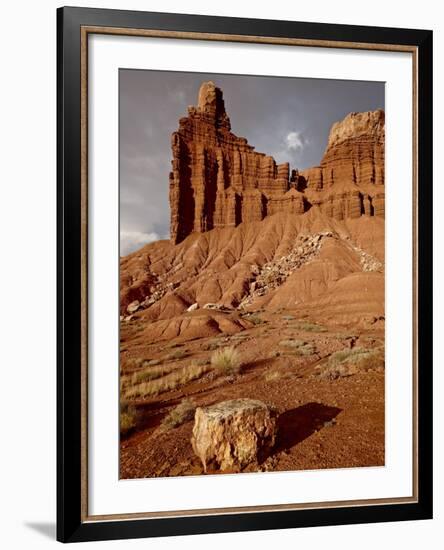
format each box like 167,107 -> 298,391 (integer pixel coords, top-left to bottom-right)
292,322 -> 327,332
123,363 -> 211,400
229,333 -> 249,341
328,347 -> 377,368
202,336 -> 230,351
120,401 -> 138,436
125,363 -> 176,386
166,349 -> 187,361
264,368 -> 284,382
279,339 -> 306,348
202,342 -> 220,351
248,315 -> 265,325
329,333 -> 356,340
211,346 -> 242,375
278,339 -> 316,355
319,347 -> 384,379
264,370 -> 282,382
121,357 -> 162,373
125,357 -> 147,369
160,398 -> 197,431
195,357 -> 211,366
263,366 -> 295,382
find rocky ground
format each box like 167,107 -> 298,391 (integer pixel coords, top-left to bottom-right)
119,307 -> 384,478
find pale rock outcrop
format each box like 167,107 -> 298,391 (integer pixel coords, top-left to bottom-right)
191,398 -> 277,472
126,300 -> 140,314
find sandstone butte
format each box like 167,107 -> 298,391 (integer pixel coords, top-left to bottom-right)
169,81 -> 385,244
120,81 -> 385,334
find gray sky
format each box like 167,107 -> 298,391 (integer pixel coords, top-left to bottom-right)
120,70 -> 384,255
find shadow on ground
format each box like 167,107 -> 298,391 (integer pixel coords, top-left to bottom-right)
274,401 -> 342,453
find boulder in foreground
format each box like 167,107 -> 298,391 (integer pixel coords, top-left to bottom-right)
191,399 -> 276,472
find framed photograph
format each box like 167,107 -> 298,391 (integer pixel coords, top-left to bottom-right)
57,6 -> 433,543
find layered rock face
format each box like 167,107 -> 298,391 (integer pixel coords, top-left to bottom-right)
169,81 -> 384,244
300,110 -> 385,219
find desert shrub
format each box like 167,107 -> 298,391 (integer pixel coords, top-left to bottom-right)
201,336 -> 227,351
279,339 -> 306,348
129,364 -> 175,385
195,357 -> 211,366
122,357 -> 162,373
319,362 -> 357,380
248,315 -> 265,325
278,339 -> 315,356
120,402 -> 138,436
166,349 -> 187,361
320,347 -> 384,380
160,398 -> 196,431
229,333 -> 249,341
125,357 -> 146,369
123,363 -> 210,400
328,347 -> 376,368
295,344 -> 316,356
211,346 -> 242,375
202,342 -> 220,351
264,367 -> 294,382
264,370 -> 282,382
293,322 -> 327,332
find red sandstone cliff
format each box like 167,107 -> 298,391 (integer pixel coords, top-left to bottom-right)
169,81 -> 384,244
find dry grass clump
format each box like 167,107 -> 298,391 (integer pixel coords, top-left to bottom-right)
320,347 -> 384,380
211,346 -> 242,375
229,333 -> 249,341
328,347 -> 377,368
319,363 -> 357,380
202,337 -> 226,351
121,357 -> 162,374
124,363 -> 175,386
195,357 -> 211,366
123,363 -> 210,400
120,401 -> 138,436
329,333 -> 357,340
248,315 -> 265,325
293,322 -> 327,332
263,366 -> 295,382
166,349 -> 187,361
279,339 -> 306,348
295,344 -> 316,356
278,339 -> 315,355
264,370 -> 280,382
160,398 -> 196,432
124,357 -> 146,369
264,369 -> 284,382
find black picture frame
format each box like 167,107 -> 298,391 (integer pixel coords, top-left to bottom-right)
57,6 -> 433,543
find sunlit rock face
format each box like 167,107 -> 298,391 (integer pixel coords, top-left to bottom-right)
169,82 -> 385,244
